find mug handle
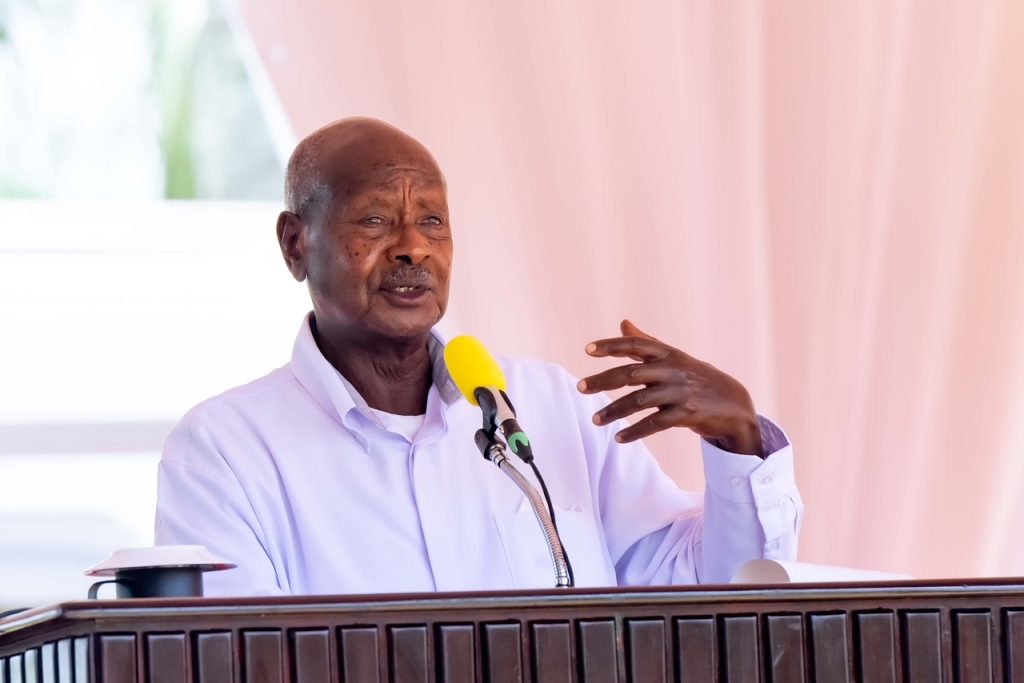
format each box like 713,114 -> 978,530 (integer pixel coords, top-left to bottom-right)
87,580 -> 123,599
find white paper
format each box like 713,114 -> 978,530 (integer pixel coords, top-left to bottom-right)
731,559 -> 913,584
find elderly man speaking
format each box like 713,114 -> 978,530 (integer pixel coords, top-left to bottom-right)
155,117 -> 803,596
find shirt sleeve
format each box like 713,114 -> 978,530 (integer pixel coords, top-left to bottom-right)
695,416 -> 803,583
154,420 -> 287,597
595,410 -> 803,586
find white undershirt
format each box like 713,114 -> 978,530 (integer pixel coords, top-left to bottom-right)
368,408 -> 426,441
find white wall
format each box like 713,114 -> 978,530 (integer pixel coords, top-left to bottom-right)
0,200 -> 309,608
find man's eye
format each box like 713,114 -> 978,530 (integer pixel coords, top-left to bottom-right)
363,216 -> 387,225
420,216 -> 444,226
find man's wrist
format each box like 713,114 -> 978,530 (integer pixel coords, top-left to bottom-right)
711,419 -> 764,458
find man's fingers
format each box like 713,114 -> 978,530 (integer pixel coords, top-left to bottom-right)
620,319 -> 659,341
577,362 -> 680,394
614,406 -> 691,443
592,385 -> 685,426
585,335 -> 670,362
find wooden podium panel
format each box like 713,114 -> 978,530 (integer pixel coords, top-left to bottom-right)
2,580 -> 1024,682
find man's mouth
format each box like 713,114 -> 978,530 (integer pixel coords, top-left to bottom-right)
379,266 -> 434,304
380,283 -> 431,304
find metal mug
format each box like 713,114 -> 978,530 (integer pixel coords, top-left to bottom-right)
87,567 -> 203,599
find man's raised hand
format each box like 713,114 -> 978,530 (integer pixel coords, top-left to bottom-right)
577,320 -> 763,457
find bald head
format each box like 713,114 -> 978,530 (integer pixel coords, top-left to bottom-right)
276,116 -> 453,350
284,117 -> 444,222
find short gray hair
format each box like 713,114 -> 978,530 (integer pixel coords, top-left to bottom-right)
284,131 -> 331,221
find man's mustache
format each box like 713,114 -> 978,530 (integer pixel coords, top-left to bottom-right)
380,265 -> 433,288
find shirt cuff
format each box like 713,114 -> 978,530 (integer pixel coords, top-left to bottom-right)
701,415 -> 796,506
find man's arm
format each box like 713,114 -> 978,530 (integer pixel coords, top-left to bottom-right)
577,320 -> 803,584
580,402 -> 801,584
155,421 -> 286,597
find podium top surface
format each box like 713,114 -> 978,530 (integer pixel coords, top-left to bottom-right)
4,576 -> 1024,638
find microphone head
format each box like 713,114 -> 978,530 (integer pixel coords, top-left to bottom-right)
444,335 -> 508,406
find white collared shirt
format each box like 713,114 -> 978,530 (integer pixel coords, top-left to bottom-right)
155,314 -> 803,596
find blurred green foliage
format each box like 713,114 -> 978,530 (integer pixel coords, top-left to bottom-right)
0,0 -> 282,201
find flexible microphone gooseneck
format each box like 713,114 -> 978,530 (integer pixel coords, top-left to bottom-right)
444,335 -> 575,588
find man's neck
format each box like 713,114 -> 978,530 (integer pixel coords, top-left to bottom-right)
311,319 -> 433,416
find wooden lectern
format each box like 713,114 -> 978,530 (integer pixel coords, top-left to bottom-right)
2,580 -> 1023,681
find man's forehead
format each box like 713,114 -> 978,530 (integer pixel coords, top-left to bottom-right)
321,142 -> 443,195
353,162 -> 444,185
333,165 -> 447,202
318,121 -> 438,167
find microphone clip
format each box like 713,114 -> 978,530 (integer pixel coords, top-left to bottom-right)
473,387 -> 501,438
473,387 -> 534,463
474,428 -> 507,463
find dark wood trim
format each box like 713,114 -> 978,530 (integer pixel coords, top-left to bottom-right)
3,580 -> 1023,681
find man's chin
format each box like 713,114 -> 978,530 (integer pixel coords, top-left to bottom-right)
368,307 -> 444,341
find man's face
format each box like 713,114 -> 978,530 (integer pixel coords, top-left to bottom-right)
303,161 -> 453,343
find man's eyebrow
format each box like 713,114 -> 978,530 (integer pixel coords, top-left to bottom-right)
414,195 -> 447,209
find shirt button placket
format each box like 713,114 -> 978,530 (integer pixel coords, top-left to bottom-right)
407,442 -> 441,591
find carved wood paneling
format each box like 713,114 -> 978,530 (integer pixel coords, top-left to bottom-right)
291,629 -> 330,683
901,610 -> 943,682
857,611 -> 897,683
626,618 -> 665,682
2,583 -> 1024,682
242,630 -> 283,683
99,635 -> 136,683
676,616 -> 715,681
145,633 -> 186,683
576,620 -> 616,683
483,623 -> 522,683
195,631 -> 232,683
1006,610 -> 1024,683
955,611 -> 994,683
765,613 -> 805,681
529,622 -> 571,683
436,624 -> 474,683
388,626 -> 429,683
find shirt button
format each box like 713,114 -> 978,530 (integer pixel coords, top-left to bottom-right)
729,476 -> 741,486
768,540 -> 780,551
760,476 -> 773,486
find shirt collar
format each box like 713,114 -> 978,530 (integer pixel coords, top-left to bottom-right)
288,313 -> 462,427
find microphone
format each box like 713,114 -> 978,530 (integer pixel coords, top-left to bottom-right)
445,334 -> 576,587
444,335 -> 535,463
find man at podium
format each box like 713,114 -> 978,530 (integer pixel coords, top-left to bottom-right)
155,118 -> 803,596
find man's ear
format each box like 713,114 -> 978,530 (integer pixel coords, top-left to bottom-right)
276,211 -> 308,282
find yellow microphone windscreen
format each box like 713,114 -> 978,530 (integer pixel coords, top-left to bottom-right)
444,335 -> 508,405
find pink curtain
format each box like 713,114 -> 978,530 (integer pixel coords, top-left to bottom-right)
235,0 -> 1024,578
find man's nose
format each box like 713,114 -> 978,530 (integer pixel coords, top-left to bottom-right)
389,221 -> 430,264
